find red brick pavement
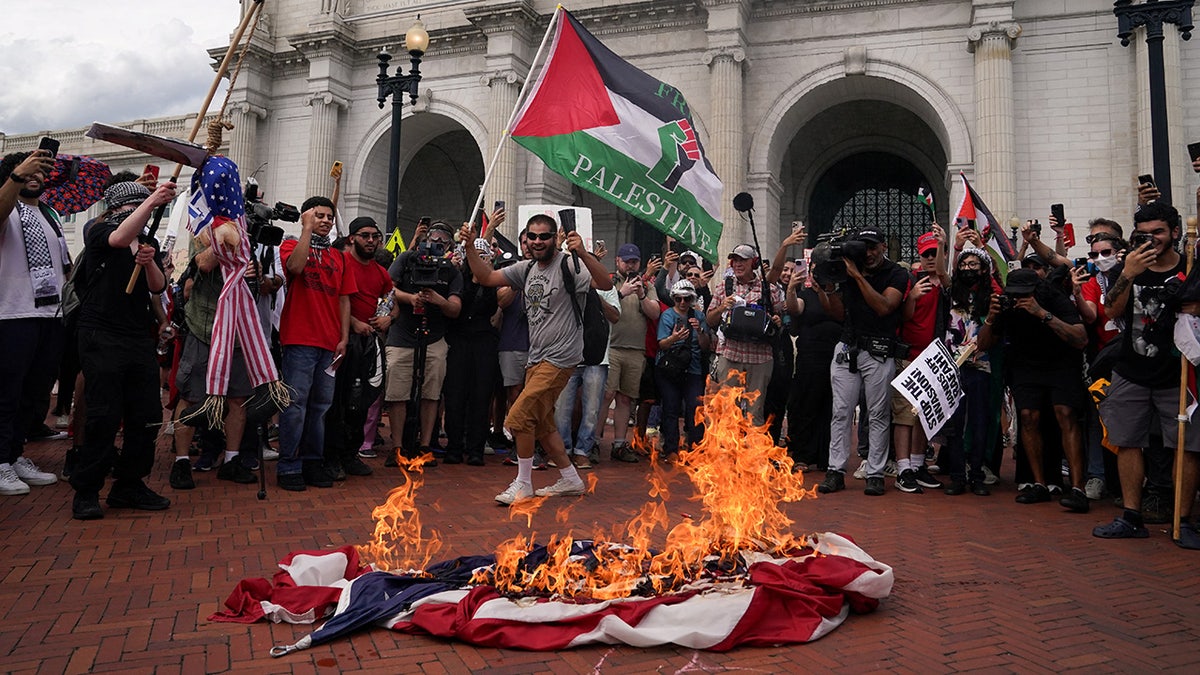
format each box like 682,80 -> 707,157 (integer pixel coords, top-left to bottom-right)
2,422 -> 1199,674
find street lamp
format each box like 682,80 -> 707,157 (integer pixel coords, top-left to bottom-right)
377,17 -> 430,235
1114,0 -> 1194,205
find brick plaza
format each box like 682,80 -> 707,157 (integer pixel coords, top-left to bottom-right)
3,423 -> 1199,674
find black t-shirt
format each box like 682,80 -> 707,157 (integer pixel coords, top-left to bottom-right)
839,259 -> 910,342
452,273 -> 499,336
790,287 -> 843,358
76,214 -> 162,338
1112,258 -> 1187,388
993,281 -> 1083,372
387,249 -> 464,348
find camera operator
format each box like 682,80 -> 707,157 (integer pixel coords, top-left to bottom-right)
978,260 -> 1089,511
706,244 -> 784,426
1093,202 -> 1200,547
816,228 -> 909,497
384,221 -> 462,466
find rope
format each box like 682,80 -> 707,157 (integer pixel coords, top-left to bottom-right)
210,0 -> 264,151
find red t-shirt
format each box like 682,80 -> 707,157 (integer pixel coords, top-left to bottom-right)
344,255 -> 394,322
279,241 -> 357,350
900,280 -> 940,360
1081,277 -> 1119,347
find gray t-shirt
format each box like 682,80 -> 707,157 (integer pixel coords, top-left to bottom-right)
501,251 -> 590,368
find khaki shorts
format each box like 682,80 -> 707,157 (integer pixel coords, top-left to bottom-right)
891,358 -> 919,426
384,339 -> 448,402
505,360 -> 574,439
607,347 -> 645,398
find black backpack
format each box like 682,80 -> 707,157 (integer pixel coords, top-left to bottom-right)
522,255 -> 608,365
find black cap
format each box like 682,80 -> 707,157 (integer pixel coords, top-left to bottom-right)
348,216 -> 377,234
1005,268 -> 1040,295
1022,253 -> 1046,268
856,228 -> 885,244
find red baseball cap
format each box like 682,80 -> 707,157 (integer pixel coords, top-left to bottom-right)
917,232 -> 938,255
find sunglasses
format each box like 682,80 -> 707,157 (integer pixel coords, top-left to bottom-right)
919,250 -> 938,258
685,273 -> 702,278
527,232 -> 555,241
674,295 -> 694,302
1087,249 -> 1115,259
357,232 -> 383,240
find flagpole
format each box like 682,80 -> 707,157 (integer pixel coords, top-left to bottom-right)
470,5 -> 564,238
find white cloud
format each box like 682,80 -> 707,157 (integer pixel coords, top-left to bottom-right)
0,2 -> 242,134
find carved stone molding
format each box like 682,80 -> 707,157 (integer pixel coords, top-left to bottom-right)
967,21 -> 1022,52
702,46 -> 747,67
306,92 -> 350,110
844,46 -> 867,76
480,69 -> 523,88
232,101 -> 268,119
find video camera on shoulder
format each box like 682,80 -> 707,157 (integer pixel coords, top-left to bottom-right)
404,225 -> 456,289
810,228 -> 868,284
243,179 -> 295,247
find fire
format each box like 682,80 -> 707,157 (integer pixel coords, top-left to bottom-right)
363,385 -> 817,599
356,452 -> 443,573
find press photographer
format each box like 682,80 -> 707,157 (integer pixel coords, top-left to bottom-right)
978,263 -> 1089,511
814,227 -> 909,497
384,220 -> 463,465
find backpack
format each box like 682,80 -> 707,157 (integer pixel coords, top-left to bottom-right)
59,248 -> 107,325
521,255 -> 608,365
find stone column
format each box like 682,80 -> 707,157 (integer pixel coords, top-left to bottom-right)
482,69 -> 522,218
227,101 -> 265,178
305,92 -> 347,198
704,46 -> 747,253
967,21 -> 1021,225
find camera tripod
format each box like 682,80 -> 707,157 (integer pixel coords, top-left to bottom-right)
401,312 -> 430,457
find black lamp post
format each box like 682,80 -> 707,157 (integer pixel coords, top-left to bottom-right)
377,17 -> 430,235
1114,0 -> 1194,206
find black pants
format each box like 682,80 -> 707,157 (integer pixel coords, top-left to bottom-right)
0,318 -> 64,464
765,338 -> 794,444
443,331 -> 498,461
787,349 -> 834,468
324,334 -> 382,464
70,328 -> 160,495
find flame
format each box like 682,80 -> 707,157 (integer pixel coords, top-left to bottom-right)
356,452 -> 443,572
364,384 -> 817,599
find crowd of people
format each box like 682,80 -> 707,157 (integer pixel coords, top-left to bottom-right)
1,145 -> 1198,549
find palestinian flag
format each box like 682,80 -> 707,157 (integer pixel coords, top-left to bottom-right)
510,8 -> 724,262
916,186 -> 934,217
954,172 -> 1018,273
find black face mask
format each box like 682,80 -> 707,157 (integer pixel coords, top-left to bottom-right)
956,269 -> 983,286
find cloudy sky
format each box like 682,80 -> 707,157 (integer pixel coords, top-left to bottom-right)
0,2 -> 243,135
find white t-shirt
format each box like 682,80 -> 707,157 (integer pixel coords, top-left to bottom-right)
0,206 -> 67,320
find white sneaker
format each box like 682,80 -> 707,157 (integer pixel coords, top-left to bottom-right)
884,460 -> 899,477
1085,476 -> 1105,501
262,446 -> 280,461
535,476 -> 587,498
0,464 -> 30,495
495,478 -> 534,505
852,460 -> 868,480
13,457 -> 57,486
982,465 -> 999,485
54,415 -> 69,429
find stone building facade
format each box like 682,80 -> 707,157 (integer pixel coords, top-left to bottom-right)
6,0 -> 1200,261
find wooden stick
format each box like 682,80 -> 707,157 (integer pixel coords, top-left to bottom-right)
1174,214 -> 1198,541
126,0 -> 264,294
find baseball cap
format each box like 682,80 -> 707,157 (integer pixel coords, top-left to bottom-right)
1004,268 -> 1040,295
617,243 -> 641,261
917,232 -> 938,255
348,216 -> 378,234
728,244 -> 757,260
1022,253 -> 1046,268
856,228 -> 885,244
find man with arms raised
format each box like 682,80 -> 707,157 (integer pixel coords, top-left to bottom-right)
460,214 -> 613,504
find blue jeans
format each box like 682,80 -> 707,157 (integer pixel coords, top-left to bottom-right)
656,371 -> 705,453
555,364 -> 608,455
279,345 -> 336,475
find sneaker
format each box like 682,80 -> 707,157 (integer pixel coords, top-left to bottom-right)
611,442 -> 640,464
27,424 -> 68,441
913,466 -> 943,490
817,470 -> 845,494
465,456 -> 486,466
55,414 -> 70,429
852,460 -> 867,480
1060,459 -> 1070,478
1092,516 -> 1149,539
1015,483 -> 1051,504
62,447 -> 79,480
169,458 -> 195,490
896,469 -> 923,493
981,465 -> 999,485
534,476 -> 587,498
571,454 -> 592,470
864,476 -> 885,496
970,481 -> 991,496
502,455 -> 519,467
72,493 -> 104,520
588,446 -> 600,465
13,456 -> 57,486
106,482 -> 170,510
1173,522 -> 1200,550
357,447 -> 378,459
193,455 -> 216,472
1084,477 -> 1106,501
302,462 -> 334,488
344,456 -> 373,476
0,464 -> 31,495
944,478 -> 967,496
1060,487 -> 1090,513
326,460 -> 347,481
495,478 -> 534,505
1141,492 -> 1172,524
240,455 -> 261,471
217,460 -> 257,484
277,472 -> 306,492
883,460 -> 899,477
261,446 -> 280,461
1046,484 -> 1063,496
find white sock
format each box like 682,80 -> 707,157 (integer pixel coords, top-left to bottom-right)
224,450 -> 239,463
911,453 -> 925,469
176,456 -> 189,463
897,457 -> 910,473
517,457 -> 534,484
559,465 -> 581,483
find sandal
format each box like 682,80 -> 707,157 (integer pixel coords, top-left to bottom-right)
1092,517 -> 1149,539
